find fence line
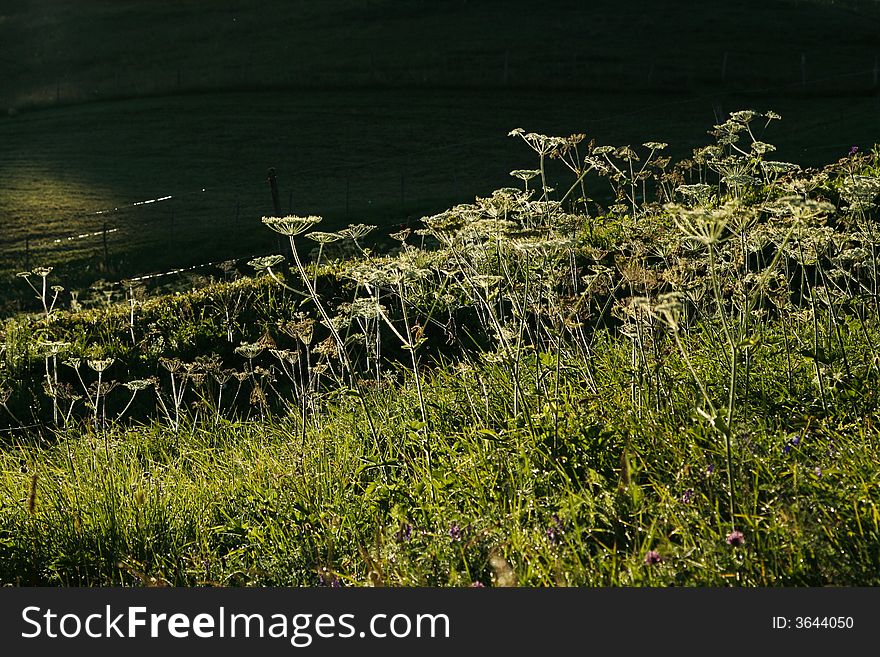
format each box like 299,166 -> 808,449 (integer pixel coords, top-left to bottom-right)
125,252 -> 274,283
5,59 -> 879,287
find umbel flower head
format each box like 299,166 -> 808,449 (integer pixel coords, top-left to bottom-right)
248,254 -> 285,271
262,215 -> 322,236
305,231 -> 343,244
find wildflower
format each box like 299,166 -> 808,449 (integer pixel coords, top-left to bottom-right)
681,489 -> 694,504
269,349 -> 299,365
729,109 -> 759,123
261,215 -> 322,236
760,160 -> 800,175
706,464 -> 714,476
389,228 -> 411,242
448,524 -> 462,541
86,358 -> 114,373
815,467 -> 823,478
317,568 -> 340,587
644,550 -> 663,565
546,514 -> 565,544
159,357 -> 182,373
750,141 -> 776,155
395,523 -> 413,543
510,169 -> 540,182
234,342 -> 264,360
305,231 -> 343,244
340,224 -> 376,240
849,146 -> 859,156
470,581 -> 486,588
726,530 -> 745,547
123,379 -> 153,392
248,255 -> 285,271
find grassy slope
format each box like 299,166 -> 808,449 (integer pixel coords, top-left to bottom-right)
1,122 -> 879,585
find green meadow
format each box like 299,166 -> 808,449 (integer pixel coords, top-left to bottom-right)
1,1 -> 879,587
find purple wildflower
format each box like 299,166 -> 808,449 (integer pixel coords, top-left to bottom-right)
448,524 -> 462,541
470,581 -> 485,588
681,489 -> 694,504
317,568 -> 340,587
546,514 -> 565,544
706,464 -> 714,476
726,530 -> 745,547
644,550 -> 663,566
395,523 -> 413,543
849,145 -> 859,156
815,466 -> 822,478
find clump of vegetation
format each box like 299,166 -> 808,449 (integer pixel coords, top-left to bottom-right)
1,112 -> 880,586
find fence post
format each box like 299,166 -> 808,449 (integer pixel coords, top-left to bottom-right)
267,168 -> 293,259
